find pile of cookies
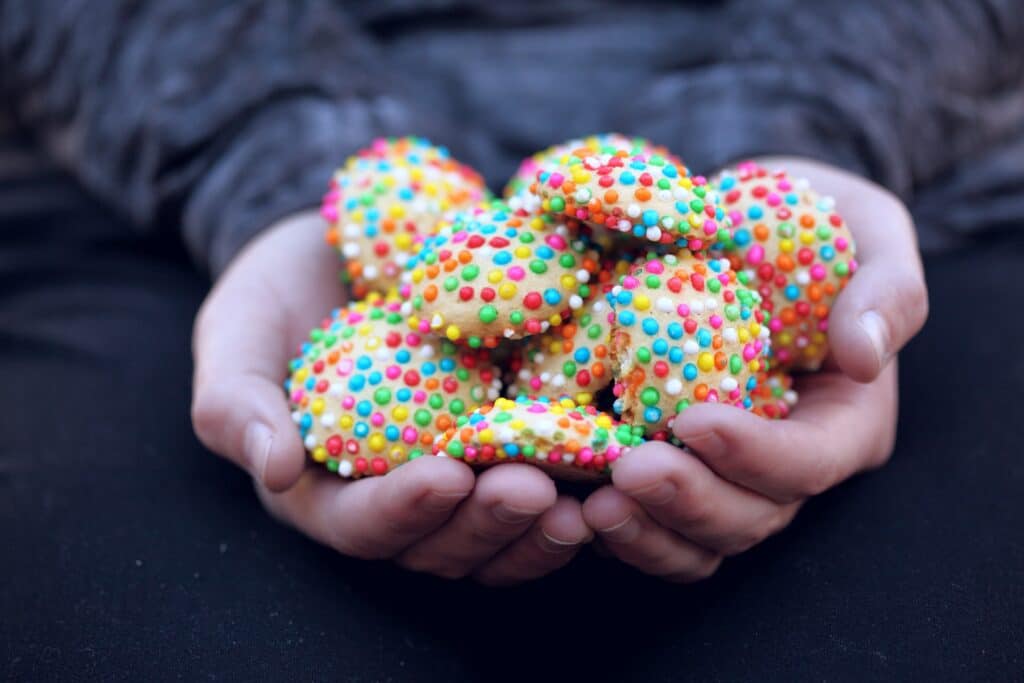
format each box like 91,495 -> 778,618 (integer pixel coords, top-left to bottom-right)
286,136 -> 856,481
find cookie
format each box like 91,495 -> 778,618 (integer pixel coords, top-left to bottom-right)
286,295 -> 502,478
504,133 -> 684,216
434,396 -> 646,481
714,161 -> 857,371
749,371 -> 798,420
400,205 -> 601,347
607,251 -> 770,440
508,259 -> 635,405
531,147 -> 732,251
321,137 -> 488,298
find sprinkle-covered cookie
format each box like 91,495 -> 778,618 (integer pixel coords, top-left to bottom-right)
714,161 -> 857,371
400,206 -> 601,347
749,371 -> 798,420
608,252 -> 770,440
434,396 -> 646,481
321,137 -> 488,298
531,147 -> 732,251
286,295 -> 502,478
508,258 -> 636,405
504,133 -> 684,215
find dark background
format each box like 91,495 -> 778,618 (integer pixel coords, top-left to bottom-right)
2,163 -> 1022,681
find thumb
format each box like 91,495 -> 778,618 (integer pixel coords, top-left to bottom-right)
827,194 -> 929,382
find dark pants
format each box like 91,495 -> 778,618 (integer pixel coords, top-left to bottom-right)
2,168 -> 1023,682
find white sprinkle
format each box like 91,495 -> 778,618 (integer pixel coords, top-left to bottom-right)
626,204 -> 642,218
720,377 -> 739,392
666,379 -> 683,396
338,460 -> 353,477
646,226 -> 662,242
304,434 -> 317,449
430,314 -> 444,329
683,340 -> 699,355
342,243 -> 361,258
796,271 -> 810,285
570,295 -> 584,309
656,296 -> 674,312
320,413 -> 335,427
723,328 -> 738,343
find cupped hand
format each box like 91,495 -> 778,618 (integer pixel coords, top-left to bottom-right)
191,211 -> 590,584
583,158 -> 929,581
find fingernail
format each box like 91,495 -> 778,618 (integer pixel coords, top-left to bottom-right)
493,504 -> 538,524
243,422 -> 273,481
677,431 -> 726,459
858,309 -> 891,369
540,531 -> 583,554
598,515 -> 640,543
419,489 -> 469,512
630,481 -> 677,506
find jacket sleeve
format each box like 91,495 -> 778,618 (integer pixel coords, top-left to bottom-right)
615,0 -> 1024,202
0,1 -> 426,274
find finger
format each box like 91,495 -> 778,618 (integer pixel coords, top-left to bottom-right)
256,455 -> 474,559
612,442 -> 800,555
396,464 -> 557,580
673,362 -> 898,502
191,212 -> 341,491
473,496 -> 592,586
582,487 -> 722,582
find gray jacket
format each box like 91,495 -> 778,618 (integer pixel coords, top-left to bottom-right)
3,0 -> 1023,273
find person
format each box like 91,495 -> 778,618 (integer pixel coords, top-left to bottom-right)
2,1 -> 1020,591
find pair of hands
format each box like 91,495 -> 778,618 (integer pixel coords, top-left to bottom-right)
191,158 -> 928,584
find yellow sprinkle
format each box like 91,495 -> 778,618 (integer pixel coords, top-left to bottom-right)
478,429 -> 494,444
560,274 -> 577,289
368,433 -> 386,452
800,231 -> 815,245
365,337 -> 381,350
779,239 -> 794,253
411,269 -> 424,284
698,352 -> 714,372
510,419 -> 525,430
294,368 -> 309,383
311,398 -> 325,416
395,234 -> 413,250
514,246 -> 531,259
495,397 -> 515,410
389,447 -> 406,462
596,415 -> 612,429
499,283 -> 517,299
488,269 -> 504,284
445,325 -> 461,341
312,446 -> 327,463
633,294 -> 651,311
738,328 -> 751,343
392,406 -> 409,421
339,415 -> 353,429
388,204 -> 406,219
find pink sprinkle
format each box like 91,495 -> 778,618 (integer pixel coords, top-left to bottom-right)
818,319 -> 829,332
371,413 -> 385,427
464,447 -> 478,461
337,359 -> 353,376
291,390 -> 304,402
746,244 -> 765,265
385,365 -> 401,380
548,173 -> 564,188
622,276 -> 638,289
766,193 -> 781,207
703,219 -> 718,235
810,264 -> 827,281
507,266 -> 525,281
743,345 -> 757,361
413,390 -> 427,403
402,427 -> 418,444
341,396 -> 355,409
528,404 -> 547,413
677,303 -> 690,317
728,210 -> 744,226
777,179 -> 792,191
606,446 -> 621,462
406,333 -> 422,346
578,448 -> 594,464
835,237 -> 849,251
545,234 -> 567,250
320,205 -> 338,222
646,260 -> 665,274
709,315 -> 723,329
769,319 -> 783,332
475,421 -> 489,431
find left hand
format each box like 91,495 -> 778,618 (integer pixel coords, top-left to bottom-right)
581,158 -> 929,581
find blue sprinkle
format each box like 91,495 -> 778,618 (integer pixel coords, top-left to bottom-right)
619,172 -> 636,185
574,348 -> 591,363
652,338 -> 668,355
669,348 -> 684,364
618,310 -> 636,326
348,375 -> 365,392
543,288 -> 562,305
785,284 -> 800,301
642,318 -> 659,335
684,364 -> 698,381
356,401 -> 372,417
667,322 -> 683,339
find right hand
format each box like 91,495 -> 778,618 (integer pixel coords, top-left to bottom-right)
191,211 -> 591,584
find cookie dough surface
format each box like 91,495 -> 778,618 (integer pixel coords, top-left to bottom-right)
608,252 -> 770,439
714,161 -> 857,371
434,396 -> 646,481
321,137 -> 488,297
287,295 -> 501,478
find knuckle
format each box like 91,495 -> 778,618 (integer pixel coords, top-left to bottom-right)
671,475 -> 715,527
190,385 -> 231,447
